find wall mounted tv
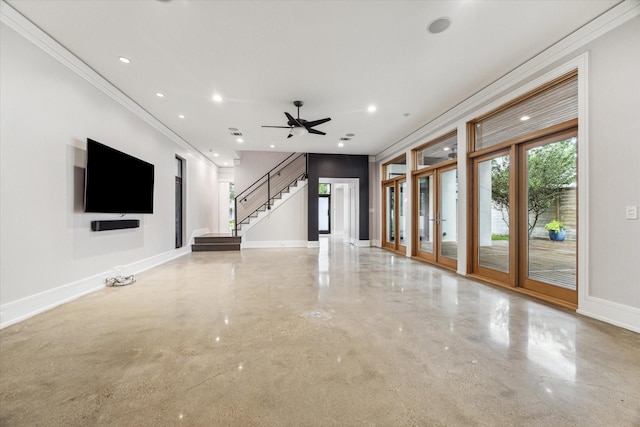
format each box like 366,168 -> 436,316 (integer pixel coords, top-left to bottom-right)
84,138 -> 155,214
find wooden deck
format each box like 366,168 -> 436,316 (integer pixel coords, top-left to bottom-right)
478,239 -> 576,289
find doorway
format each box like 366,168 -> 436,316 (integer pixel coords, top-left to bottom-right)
471,128 -> 578,305
318,179 -> 359,244
413,164 -> 458,270
175,156 -> 184,249
318,183 -> 331,235
382,177 -> 407,253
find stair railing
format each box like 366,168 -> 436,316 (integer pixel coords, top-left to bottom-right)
234,153 -> 308,236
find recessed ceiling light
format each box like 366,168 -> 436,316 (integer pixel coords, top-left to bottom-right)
213,94 -> 223,103
367,105 -> 377,113
428,17 -> 451,34
236,138 -> 243,143
156,92 -> 164,98
444,147 -> 450,151
213,153 -> 219,157
520,115 -> 530,121
338,142 -> 344,147
178,114 -> 185,119
270,144 -> 275,149
223,162 -> 228,166
118,56 -> 130,64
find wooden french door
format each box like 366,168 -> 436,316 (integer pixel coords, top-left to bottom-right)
382,177 -> 407,253
413,162 -> 458,270
471,127 -> 578,306
518,130 -> 577,304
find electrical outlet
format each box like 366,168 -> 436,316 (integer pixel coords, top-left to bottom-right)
626,205 -> 638,220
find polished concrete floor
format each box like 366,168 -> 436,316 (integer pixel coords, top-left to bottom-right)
1,238 -> 639,426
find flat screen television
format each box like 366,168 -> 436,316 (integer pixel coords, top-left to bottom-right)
84,138 -> 155,214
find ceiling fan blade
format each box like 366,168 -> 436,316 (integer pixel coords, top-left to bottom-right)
304,117 -> 331,128
284,112 -> 303,127
307,128 -> 326,136
262,126 -> 292,128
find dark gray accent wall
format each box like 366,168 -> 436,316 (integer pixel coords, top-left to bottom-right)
307,153 -> 369,242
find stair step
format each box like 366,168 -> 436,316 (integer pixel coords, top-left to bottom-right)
194,235 -> 241,244
192,242 -> 240,251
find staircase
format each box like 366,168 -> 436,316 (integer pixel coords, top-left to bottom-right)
235,152 -> 307,236
191,234 -> 241,252
236,178 -> 307,236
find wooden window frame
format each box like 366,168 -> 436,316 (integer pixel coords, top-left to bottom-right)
412,130 -> 457,170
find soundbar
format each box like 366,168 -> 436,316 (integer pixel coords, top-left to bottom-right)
91,219 -> 140,232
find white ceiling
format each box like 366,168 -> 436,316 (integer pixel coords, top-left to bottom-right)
6,0 -> 620,167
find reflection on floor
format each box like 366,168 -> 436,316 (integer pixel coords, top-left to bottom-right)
0,237 -> 636,425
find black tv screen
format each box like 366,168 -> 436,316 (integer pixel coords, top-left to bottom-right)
84,138 -> 154,214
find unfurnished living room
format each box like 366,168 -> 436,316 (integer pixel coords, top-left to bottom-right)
1,1 -> 639,426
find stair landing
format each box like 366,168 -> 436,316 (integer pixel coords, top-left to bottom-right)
192,233 -> 241,252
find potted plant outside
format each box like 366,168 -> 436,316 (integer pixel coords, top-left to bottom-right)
544,220 -> 566,241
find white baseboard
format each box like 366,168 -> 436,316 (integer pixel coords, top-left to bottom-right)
370,239 -> 381,248
355,240 -> 371,247
577,296 -> 640,333
241,240 -> 308,249
0,228 -> 210,329
0,272 -> 107,330
307,241 -> 320,248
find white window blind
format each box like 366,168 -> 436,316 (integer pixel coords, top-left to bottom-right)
475,74 -> 577,150
415,132 -> 457,169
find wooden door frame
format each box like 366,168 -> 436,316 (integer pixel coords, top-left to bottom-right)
412,169 -> 436,262
381,179 -> 396,251
517,128 -> 578,305
468,123 -> 579,308
470,147 -> 516,285
412,160 -> 458,270
381,176 -> 406,254
435,163 -> 458,270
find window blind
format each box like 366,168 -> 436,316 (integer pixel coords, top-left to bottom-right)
415,132 -> 457,168
475,74 -> 578,150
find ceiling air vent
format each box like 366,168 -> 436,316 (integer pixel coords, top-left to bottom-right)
340,137 -> 351,141
230,132 -> 243,137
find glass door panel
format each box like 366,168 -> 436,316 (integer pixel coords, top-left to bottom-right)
520,133 -> 577,303
476,153 -> 510,275
415,174 -> 434,256
438,167 -> 458,263
383,183 -> 395,248
413,166 -> 457,270
318,195 -> 330,234
398,180 -> 407,250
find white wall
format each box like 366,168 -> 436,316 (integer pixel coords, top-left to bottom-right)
218,182 -> 231,233
0,23 -> 218,326
570,16 -> 640,319
241,185 -> 308,247
333,185 -> 346,236
234,151 -> 293,195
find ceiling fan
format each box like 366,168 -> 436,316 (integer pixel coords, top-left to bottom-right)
262,100 -> 331,138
